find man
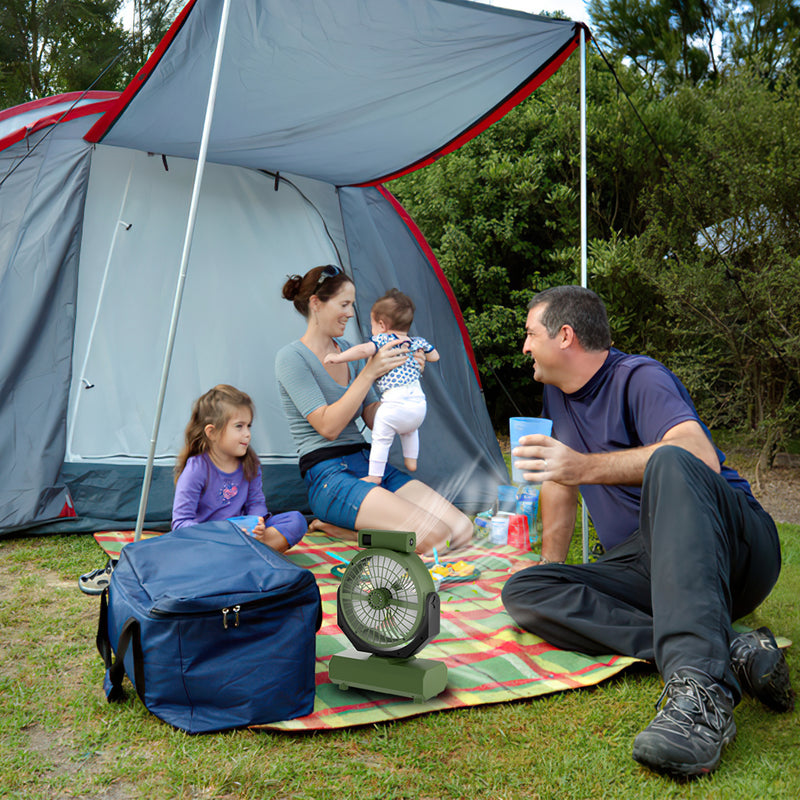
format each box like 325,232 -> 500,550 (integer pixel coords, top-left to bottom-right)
502,285 -> 793,779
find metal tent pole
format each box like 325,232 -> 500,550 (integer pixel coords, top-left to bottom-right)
579,25 -> 590,563
134,0 -> 234,541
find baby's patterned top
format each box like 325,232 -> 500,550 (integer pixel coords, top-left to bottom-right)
372,333 -> 435,394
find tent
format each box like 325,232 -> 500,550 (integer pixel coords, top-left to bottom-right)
0,0 -> 584,536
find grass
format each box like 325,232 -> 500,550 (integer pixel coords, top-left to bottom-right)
0,523 -> 798,800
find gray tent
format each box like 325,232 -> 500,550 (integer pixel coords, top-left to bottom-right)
0,0 -> 582,535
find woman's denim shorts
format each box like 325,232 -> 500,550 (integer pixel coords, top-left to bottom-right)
304,449 -> 412,530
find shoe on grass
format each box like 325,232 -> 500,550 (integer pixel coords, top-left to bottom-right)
78,559 -> 116,595
632,667 -> 736,779
730,626 -> 795,713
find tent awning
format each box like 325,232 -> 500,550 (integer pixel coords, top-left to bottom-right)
86,0 -> 582,185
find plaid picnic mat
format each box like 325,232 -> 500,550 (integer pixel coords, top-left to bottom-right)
93,529 -> 640,730
93,530 -> 163,559
260,536 -> 640,730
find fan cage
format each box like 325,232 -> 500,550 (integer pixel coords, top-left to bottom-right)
339,552 -> 427,648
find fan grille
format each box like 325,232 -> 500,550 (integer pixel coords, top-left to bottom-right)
339,553 -> 424,648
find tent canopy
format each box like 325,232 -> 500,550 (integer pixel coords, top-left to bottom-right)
89,0 -> 580,185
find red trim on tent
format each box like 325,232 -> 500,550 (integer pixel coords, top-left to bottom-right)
84,0 -> 199,143
0,91 -> 119,124
0,97 -> 120,154
355,29 -> 584,188
376,185 -> 482,389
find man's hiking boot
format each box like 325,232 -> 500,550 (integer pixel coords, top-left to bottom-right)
632,668 -> 736,779
730,627 -> 795,712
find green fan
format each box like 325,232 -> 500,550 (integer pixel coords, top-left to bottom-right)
328,529 -> 448,702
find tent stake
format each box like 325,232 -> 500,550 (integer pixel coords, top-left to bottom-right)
134,0 -> 234,541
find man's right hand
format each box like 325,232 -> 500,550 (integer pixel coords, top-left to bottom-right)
513,434 -> 587,486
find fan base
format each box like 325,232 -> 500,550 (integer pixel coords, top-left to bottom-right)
329,649 -> 448,702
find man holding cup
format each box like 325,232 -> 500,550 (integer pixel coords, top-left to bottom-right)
501,285 -> 793,779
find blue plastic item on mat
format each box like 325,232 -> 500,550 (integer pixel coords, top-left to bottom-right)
497,484 -> 517,513
516,485 -> 540,544
227,515 -> 261,535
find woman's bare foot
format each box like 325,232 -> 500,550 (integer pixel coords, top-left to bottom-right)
307,519 -> 359,542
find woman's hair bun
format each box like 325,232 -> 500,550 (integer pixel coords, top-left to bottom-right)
282,274 -> 303,301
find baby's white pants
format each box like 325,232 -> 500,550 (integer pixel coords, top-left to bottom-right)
369,382 -> 427,478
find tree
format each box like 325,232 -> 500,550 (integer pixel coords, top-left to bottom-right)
588,0 -> 721,88
721,0 -> 800,83
588,1 -> 800,88
593,72 -> 800,468
122,0 -> 182,81
0,1 -> 128,109
0,0 -> 182,111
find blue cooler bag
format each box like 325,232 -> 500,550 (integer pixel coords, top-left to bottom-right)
96,521 -> 321,733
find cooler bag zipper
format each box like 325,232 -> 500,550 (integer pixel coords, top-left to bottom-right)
149,592 -> 303,629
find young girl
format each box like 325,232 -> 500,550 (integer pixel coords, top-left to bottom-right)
172,384 -> 306,552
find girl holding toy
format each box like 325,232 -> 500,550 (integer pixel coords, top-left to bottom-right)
275,264 -> 471,555
172,384 -> 306,552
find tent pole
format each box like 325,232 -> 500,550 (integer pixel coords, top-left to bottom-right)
579,25 -> 590,563
67,155 -> 135,460
134,0 -> 234,541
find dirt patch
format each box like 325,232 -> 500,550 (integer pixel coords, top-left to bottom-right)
741,464 -> 800,525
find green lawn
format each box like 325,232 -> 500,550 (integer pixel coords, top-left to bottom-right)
0,521 -> 797,800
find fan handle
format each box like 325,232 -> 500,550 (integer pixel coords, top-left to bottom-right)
358,530 -> 416,553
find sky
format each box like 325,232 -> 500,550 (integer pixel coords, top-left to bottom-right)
117,2 -> 592,30
488,1 -> 590,22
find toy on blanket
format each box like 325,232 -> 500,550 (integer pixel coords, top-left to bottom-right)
426,547 -> 480,586
428,560 -> 479,582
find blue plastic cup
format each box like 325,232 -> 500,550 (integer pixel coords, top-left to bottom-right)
509,417 -> 553,483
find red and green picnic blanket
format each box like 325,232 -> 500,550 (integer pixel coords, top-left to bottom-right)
94,529 -> 640,730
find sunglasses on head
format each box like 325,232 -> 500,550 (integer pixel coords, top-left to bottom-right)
316,264 -> 342,287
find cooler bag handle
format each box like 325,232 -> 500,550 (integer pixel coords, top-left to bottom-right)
96,589 -> 146,703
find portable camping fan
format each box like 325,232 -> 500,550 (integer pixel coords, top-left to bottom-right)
328,529 -> 447,702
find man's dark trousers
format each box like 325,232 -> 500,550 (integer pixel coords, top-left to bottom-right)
502,446 -> 781,696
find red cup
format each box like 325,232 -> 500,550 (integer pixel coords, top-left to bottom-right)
507,514 -> 530,551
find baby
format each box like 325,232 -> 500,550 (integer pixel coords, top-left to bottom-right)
324,288 -> 439,482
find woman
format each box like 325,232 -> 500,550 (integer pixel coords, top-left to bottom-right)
275,264 -> 472,554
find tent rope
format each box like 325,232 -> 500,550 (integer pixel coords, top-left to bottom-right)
0,47 -> 126,192
260,170 -> 347,269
